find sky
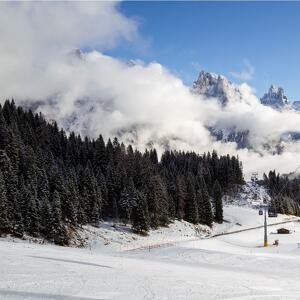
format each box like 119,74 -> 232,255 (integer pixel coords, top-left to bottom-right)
105,1 -> 300,101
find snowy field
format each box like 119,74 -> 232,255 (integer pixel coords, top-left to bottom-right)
1,205 -> 300,300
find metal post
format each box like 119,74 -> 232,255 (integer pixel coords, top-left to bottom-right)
264,206 -> 268,247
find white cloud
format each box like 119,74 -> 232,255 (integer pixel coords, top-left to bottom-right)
1,2 -> 300,179
230,60 -> 255,81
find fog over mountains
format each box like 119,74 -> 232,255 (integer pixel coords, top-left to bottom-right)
1,2 -> 300,177
193,70 -> 294,110
193,71 -> 300,151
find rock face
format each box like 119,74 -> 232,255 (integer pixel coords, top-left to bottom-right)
209,127 -> 250,149
192,71 -> 242,105
260,85 -> 289,109
292,101 -> 300,111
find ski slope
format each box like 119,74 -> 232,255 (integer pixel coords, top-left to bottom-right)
1,205 -> 300,300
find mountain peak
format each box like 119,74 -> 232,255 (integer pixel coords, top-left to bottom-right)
192,70 -> 242,105
260,85 -> 289,108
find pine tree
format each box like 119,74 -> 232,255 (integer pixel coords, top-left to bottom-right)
50,190 -> 68,245
119,178 -> 137,224
40,198 -> 52,237
175,175 -> 187,220
90,199 -> 100,226
0,171 -> 10,234
132,191 -> 150,234
106,161 -> 119,219
80,162 -> 101,223
0,106 -> 9,150
186,173 -> 199,224
65,178 -> 79,225
96,170 -> 108,211
24,187 -> 40,236
94,134 -> 107,173
0,150 -> 23,234
147,175 -> 169,228
201,189 -> 213,226
197,189 -> 205,224
37,169 -> 50,231
6,129 -> 20,173
213,180 -> 223,223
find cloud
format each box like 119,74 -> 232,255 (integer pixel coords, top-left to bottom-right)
230,60 -> 255,81
1,2 -> 300,179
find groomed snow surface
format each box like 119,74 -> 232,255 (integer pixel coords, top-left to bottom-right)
2,190 -> 300,299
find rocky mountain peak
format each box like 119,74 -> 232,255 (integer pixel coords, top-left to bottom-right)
260,85 -> 289,108
192,70 -> 242,105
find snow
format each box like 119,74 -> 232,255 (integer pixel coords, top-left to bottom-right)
2,184 -> 300,299
76,220 -> 211,252
1,208 -> 300,299
213,205 -> 298,236
226,181 -> 271,207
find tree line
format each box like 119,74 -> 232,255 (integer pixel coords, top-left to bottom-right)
0,100 -> 244,245
263,170 -> 300,216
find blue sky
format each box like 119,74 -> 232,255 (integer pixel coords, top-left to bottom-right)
105,1 -> 300,101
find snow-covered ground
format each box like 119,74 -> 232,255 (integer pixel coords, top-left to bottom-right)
76,220 -> 211,252
213,205 -> 298,235
2,203 -> 300,299
74,205 -> 297,253
73,182 -> 293,251
2,183 -> 300,299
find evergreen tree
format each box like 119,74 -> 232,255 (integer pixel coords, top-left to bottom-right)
65,178 -> 79,225
105,161 -> 119,219
175,175 -> 187,220
0,150 -> 23,233
50,190 -> 68,245
94,134 -> 107,173
0,106 -> 9,150
40,198 -> 52,237
132,191 -> 150,234
0,171 -> 10,234
213,180 -> 223,223
201,189 -> 213,226
119,178 -> 137,224
147,175 -> 169,228
24,187 -> 40,236
186,173 -> 199,224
